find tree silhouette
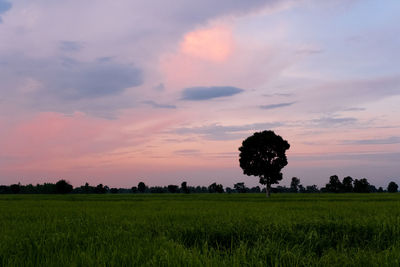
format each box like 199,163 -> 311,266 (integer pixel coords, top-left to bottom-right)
305,185 -> 319,193
342,176 -> 354,193
387,181 -> 398,193
239,130 -> 290,197
10,184 -> 21,194
208,182 -> 224,193
138,182 -> 146,193
181,181 -> 189,193
234,182 -> 247,193
110,188 -> 119,194
290,177 -> 300,193
353,178 -> 370,193
55,180 -> 73,194
325,175 -> 342,193
167,185 -> 179,193
95,184 -> 107,194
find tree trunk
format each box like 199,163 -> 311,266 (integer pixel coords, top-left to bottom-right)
266,183 -> 271,197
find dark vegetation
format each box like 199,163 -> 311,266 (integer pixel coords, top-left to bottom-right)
0,177 -> 397,194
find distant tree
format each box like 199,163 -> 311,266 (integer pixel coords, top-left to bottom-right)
208,183 -> 215,193
305,185 -> 319,193
234,182 -> 247,193
298,184 -> 306,193
378,187 -> 384,193
353,178 -> 370,193
167,185 -> 179,193
0,185 -> 9,194
181,181 -> 189,193
95,184 -> 107,194
215,184 -> 224,193
342,176 -> 354,193
250,186 -> 261,193
195,186 -> 208,193
138,182 -> 146,193
290,177 -> 300,193
369,185 -> 377,193
83,182 -> 92,193
38,183 -> 57,194
271,186 -> 290,193
225,187 -> 233,193
10,184 -> 21,194
239,130 -> 290,197
388,181 -> 398,193
325,175 -> 342,193
208,182 -> 223,193
55,180 -> 73,194
21,184 -> 36,194
110,188 -> 119,194
131,186 -> 138,193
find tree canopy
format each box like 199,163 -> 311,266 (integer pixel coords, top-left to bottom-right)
239,130 -> 290,197
55,180 -> 73,194
388,181 -> 398,193
290,177 -> 301,193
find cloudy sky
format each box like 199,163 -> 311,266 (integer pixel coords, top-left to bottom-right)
0,0 -> 399,188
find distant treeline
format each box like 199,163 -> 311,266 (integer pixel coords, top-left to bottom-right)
0,176 -> 398,194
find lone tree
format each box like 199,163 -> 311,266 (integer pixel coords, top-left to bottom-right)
239,130 -> 290,197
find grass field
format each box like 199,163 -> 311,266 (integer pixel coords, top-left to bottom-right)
1,193 -> 399,266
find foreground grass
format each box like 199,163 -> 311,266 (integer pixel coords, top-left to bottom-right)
0,193 -> 399,266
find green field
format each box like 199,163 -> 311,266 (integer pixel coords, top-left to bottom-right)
1,194 -> 399,266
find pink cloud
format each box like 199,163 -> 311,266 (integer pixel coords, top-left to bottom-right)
181,25 -> 234,62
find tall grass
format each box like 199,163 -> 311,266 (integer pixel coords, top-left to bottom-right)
0,193 -> 399,266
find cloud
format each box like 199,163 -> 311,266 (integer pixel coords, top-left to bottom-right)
59,41 -> 83,52
175,122 -> 283,140
49,59 -> 143,100
343,107 -> 366,111
311,116 -> 357,127
174,149 -> 201,156
0,54 -> 143,117
291,152 -> 400,162
181,86 -> 244,101
2,55 -> 143,100
153,83 -> 165,91
142,100 -> 176,109
295,47 -> 323,55
181,25 -> 233,62
342,136 -> 400,145
0,0 -> 11,23
263,93 -> 293,97
0,0 -> 292,117
303,76 -> 400,112
260,102 -> 295,110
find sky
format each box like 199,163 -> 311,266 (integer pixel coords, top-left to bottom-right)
0,0 -> 399,188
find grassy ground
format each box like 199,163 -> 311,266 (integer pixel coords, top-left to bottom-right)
0,193 -> 399,266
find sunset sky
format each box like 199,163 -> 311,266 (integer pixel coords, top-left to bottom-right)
0,0 -> 399,188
